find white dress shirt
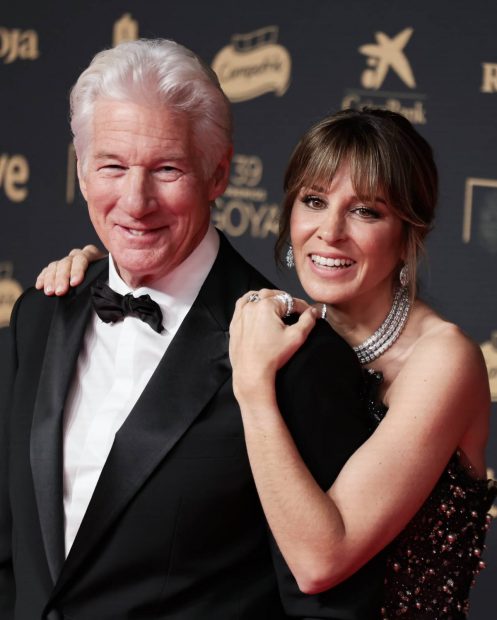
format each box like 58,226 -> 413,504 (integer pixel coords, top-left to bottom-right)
63,225 -> 219,555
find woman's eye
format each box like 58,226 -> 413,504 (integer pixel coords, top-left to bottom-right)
351,206 -> 380,219
302,195 -> 325,209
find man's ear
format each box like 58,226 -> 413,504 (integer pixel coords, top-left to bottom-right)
77,159 -> 88,201
208,146 -> 233,201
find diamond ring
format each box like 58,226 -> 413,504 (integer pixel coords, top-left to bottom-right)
275,292 -> 294,317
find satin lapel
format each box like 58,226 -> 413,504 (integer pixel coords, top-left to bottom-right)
53,285 -> 231,595
30,260 -> 108,584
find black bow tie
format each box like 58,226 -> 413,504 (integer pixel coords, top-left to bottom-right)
91,280 -> 164,333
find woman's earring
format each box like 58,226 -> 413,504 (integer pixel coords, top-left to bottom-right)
286,246 -> 294,269
399,264 -> 409,288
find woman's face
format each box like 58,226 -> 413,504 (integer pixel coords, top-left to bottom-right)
290,163 -> 405,307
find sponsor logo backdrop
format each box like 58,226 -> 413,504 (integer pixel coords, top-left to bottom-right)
1,2 -> 495,615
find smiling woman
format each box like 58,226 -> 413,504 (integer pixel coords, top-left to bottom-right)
289,163 -> 405,312
228,108 -> 496,618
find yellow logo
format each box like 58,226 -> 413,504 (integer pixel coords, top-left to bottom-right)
113,13 -> 139,47
212,154 -> 279,238
0,27 -> 39,64
0,263 -> 23,328
463,178 -> 497,252
0,153 -> 29,202
342,27 -> 426,125
212,26 -> 291,103
481,332 -> 497,403
481,63 -> 497,93
359,27 -> 416,90
488,468 -> 497,518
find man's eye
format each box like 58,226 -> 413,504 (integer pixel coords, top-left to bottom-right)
100,164 -> 125,171
154,166 -> 183,180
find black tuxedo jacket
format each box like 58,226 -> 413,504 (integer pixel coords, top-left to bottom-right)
0,233 -> 384,619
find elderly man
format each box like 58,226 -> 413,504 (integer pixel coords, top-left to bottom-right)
0,39 -> 383,619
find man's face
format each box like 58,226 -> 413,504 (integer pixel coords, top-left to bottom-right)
78,100 -> 230,287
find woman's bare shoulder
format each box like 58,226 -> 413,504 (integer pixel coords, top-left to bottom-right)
411,303 -> 485,369
390,302 -> 490,418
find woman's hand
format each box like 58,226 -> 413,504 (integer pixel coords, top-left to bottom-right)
35,245 -> 105,295
229,289 -> 318,404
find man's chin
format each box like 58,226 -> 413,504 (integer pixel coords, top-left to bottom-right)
112,255 -> 168,288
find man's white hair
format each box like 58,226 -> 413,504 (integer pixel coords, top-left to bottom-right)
70,38 -> 232,177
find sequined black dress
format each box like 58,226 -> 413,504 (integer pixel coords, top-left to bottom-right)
364,369 -> 497,619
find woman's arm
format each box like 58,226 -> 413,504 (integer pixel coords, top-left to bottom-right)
230,296 -> 490,594
35,245 -> 104,295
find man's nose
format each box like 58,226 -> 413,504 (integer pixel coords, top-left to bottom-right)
121,168 -> 155,216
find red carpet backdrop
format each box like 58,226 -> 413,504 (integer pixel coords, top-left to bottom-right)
1,2 -> 496,616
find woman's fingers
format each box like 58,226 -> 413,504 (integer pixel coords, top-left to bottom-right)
230,289 -> 318,379
35,245 -> 104,295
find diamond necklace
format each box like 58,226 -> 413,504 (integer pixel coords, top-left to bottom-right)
353,286 -> 411,365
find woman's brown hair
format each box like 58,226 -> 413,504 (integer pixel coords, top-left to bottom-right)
276,108 -> 438,299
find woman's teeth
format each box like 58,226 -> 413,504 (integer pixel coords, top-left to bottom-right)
311,254 -> 354,268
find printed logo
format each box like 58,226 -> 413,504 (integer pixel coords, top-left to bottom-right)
212,26 -> 291,103
0,262 -> 23,328
481,63 -> 497,93
113,13 -> 139,47
212,154 -> 279,238
0,27 -> 39,64
359,27 -> 416,90
0,153 -> 29,202
342,27 -> 427,124
481,331 -> 497,403
487,467 -> 497,519
463,178 -> 497,252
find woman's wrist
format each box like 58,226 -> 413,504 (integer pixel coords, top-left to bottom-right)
233,373 -> 278,411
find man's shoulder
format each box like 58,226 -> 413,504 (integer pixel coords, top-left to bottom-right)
287,317 -> 360,377
217,232 -> 273,283
10,257 -> 108,340
12,285 -> 57,322
212,231 -> 274,293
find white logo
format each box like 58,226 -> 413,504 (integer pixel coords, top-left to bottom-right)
359,27 -> 416,90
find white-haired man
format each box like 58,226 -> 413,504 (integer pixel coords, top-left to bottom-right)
0,39 -> 384,619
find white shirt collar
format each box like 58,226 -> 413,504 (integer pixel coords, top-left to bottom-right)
108,224 -> 220,334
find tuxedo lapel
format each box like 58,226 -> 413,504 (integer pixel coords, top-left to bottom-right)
52,238 -> 237,596
30,260 -> 108,584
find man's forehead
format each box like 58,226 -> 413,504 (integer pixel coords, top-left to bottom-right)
89,99 -> 194,152
92,99 -> 191,129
